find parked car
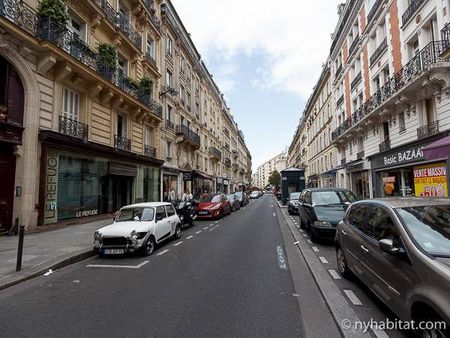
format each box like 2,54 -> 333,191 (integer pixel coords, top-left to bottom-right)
287,192 -> 301,215
93,202 -> 181,256
335,198 -> 450,336
235,191 -> 249,207
250,191 -> 260,199
297,188 -> 357,241
196,194 -> 232,219
227,193 -> 241,212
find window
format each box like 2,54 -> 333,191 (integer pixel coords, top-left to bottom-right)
117,114 -> 128,138
347,204 -> 369,231
167,105 -> 173,122
187,92 -> 191,108
368,206 -> 398,241
166,141 -> 173,158
180,85 -> 185,104
165,205 -> 175,216
166,69 -> 173,86
68,15 -> 85,41
145,126 -> 153,146
155,206 -> 166,220
180,56 -> 185,73
62,87 -> 80,121
118,55 -> 128,75
166,37 -> 173,56
147,36 -> 154,57
399,112 -> 405,133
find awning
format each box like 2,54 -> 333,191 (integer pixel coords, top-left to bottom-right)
423,135 -> 450,160
193,170 -> 214,180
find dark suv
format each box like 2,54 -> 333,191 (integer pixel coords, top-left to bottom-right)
297,188 -> 357,241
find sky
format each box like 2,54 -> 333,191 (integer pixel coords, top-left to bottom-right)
171,0 -> 343,169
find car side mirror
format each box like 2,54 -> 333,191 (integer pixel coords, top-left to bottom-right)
379,239 -> 400,255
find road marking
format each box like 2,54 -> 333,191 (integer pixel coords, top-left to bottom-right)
293,241 -> 299,245
173,241 -> 183,246
329,269 -> 341,280
203,226 -> 209,230
319,256 -> 328,264
276,245 -> 288,270
186,235 -> 194,239
343,290 -> 363,306
209,224 -> 214,226
306,239 -> 312,244
299,230 -> 304,233
302,234 -> 307,238
215,221 -> 219,224
296,225 -> 300,228
87,261 -> 149,269
196,231 -> 202,234
273,213 -> 276,217
312,246 -> 319,252
157,249 -> 169,256
372,328 -> 389,338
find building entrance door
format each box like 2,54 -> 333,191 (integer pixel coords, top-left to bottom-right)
111,175 -> 133,212
0,144 -> 16,234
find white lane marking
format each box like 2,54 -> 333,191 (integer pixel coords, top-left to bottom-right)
329,269 -> 341,280
299,230 -> 304,233
186,235 -> 194,239
343,289 -> 363,306
209,224 -> 214,226
273,213 -> 276,217
296,225 -> 300,228
173,241 -> 183,247
372,328 -> 389,338
196,231 -> 202,234
157,249 -> 169,256
87,261 -> 149,269
312,247 -> 319,252
203,227 -> 209,230
215,221 -> 219,224
306,239 -> 312,244
319,256 -> 329,264
293,241 -> 299,245
276,245 -> 288,270
302,234 -> 307,238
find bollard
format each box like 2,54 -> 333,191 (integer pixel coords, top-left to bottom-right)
16,225 -> 25,272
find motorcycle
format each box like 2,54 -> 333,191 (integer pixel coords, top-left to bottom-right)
173,199 -> 197,227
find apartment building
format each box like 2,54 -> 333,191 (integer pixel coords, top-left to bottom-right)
0,0 -> 251,233
253,151 -> 287,188
289,0 -> 450,199
287,117 -> 308,170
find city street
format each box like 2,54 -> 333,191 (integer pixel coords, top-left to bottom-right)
0,195 -> 339,337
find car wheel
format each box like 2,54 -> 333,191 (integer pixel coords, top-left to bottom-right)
310,229 -> 318,243
336,247 -> 352,279
417,316 -> 449,338
140,235 -> 155,256
174,224 -> 181,240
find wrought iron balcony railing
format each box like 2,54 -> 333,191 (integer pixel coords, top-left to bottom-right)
367,0 -> 383,24
232,150 -> 239,159
166,120 -> 174,130
93,0 -> 142,50
59,116 -> 88,140
379,139 -> 391,152
232,163 -> 239,171
144,144 -> 156,158
349,34 -> 360,57
209,146 -> 222,159
402,0 -> 426,26
115,135 -> 131,151
417,120 -> 439,140
350,71 -> 362,91
224,158 -> 231,167
369,38 -> 388,66
175,124 -> 201,146
332,40 -> 447,141
441,23 -> 450,51
145,53 -> 157,68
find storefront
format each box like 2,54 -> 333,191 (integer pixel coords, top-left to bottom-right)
162,167 -> 180,202
307,174 -> 319,188
345,160 -> 371,199
370,135 -> 449,198
183,170 -> 213,200
216,177 -> 230,194
39,131 -> 163,226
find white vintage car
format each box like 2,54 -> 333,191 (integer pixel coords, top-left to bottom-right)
94,202 -> 182,256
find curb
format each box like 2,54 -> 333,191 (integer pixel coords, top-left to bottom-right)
273,197 -> 370,338
0,249 -> 95,292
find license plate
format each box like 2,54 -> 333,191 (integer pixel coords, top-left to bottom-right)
198,211 -> 208,215
103,249 -> 125,255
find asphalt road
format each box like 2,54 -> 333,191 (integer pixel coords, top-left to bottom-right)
0,196 -> 330,337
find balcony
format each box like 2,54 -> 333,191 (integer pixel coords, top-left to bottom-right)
175,124 -> 201,149
417,121 -> 439,140
93,0 -> 142,51
232,163 -> 239,171
441,23 -> 450,56
350,72 -> 362,91
144,144 -> 156,158
224,158 -> 231,167
166,120 -> 174,130
232,150 -> 238,159
144,53 -> 158,71
209,146 -> 222,161
59,116 -> 88,140
115,135 -> 131,151
335,65 -> 343,79
402,0 -> 426,26
145,0 -> 161,31
379,139 -> 391,152
367,0 -> 383,24
348,35 -> 360,57
332,41 -> 448,142
369,38 -> 388,66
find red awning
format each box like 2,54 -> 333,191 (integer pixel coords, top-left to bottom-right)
423,135 -> 450,160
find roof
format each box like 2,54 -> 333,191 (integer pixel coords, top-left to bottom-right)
121,202 -> 172,208
355,197 -> 450,208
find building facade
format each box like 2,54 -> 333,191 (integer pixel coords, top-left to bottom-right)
0,0 -> 251,233
253,151 -> 287,188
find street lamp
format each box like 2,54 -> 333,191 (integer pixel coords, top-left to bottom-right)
159,86 -> 178,98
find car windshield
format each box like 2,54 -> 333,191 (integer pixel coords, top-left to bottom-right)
235,192 -> 243,197
290,192 -> 301,200
227,194 -> 235,201
312,191 -> 356,206
200,194 -> 222,203
396,206 -> 450,257
116,207 -> 154,222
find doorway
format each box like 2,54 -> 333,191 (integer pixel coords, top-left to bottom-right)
0,144 -> 16,234
111,175 -> 133,212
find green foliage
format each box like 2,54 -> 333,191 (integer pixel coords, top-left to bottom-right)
98,43 -> 117,67
268,170 -> 281,189
139,76 -> 153,96
38,0 -> 69,28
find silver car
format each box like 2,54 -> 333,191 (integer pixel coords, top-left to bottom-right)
335,198 -> 450,336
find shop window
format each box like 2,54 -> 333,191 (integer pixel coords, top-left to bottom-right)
62,87 -> 80,121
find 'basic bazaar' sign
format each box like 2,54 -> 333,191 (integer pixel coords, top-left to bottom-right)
383,147 -> 423,166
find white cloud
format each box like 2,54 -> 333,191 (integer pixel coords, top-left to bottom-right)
171,0 -> 341,99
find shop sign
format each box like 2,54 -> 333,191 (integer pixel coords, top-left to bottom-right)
224,180 -> 229,185
217,177 -> 223,184
45,151 -> 59,224
372,145 -> 425,169
414,163 -> 448,197
183,172 -> 192,181
75,209 -> 98,218
382,176 -> 396,196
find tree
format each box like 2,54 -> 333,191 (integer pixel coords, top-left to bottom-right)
268,170 -> 281,190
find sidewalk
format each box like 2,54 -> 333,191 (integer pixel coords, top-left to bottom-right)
0,218 -> 111,291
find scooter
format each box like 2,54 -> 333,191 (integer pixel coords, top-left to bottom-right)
173,200 -> 197,227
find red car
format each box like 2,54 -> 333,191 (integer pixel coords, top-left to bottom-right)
196,194 -> 232,219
